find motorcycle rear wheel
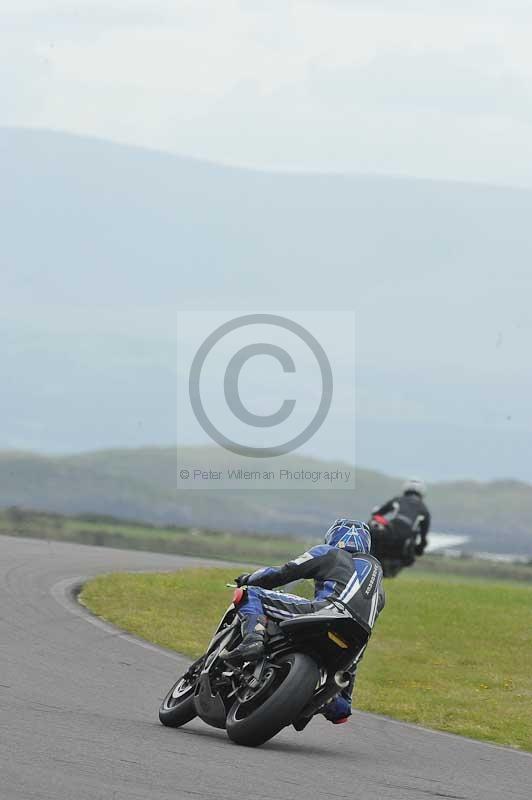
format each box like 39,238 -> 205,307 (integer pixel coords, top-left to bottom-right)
226,652 -> 319,747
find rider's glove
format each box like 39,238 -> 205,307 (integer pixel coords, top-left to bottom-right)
234,573 -> 252,587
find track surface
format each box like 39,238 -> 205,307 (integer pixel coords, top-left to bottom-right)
0,535 -> 529,800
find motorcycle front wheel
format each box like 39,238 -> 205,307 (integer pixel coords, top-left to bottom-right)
159,673 -> 198,728
226,652 -> 319,747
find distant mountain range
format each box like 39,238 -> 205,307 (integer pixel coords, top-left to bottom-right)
1,128 -> 532,481
1,447 -> 530,556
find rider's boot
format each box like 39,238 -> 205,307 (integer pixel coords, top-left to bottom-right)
321,664 -> 358,725
321,694 -> 352,724
295,683 -> 355,731
221,615 -> 267,665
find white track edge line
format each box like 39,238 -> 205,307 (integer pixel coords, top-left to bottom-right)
50,576 -> 184,662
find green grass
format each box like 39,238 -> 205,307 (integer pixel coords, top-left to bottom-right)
361,570 -> 532,750
411,553 -> 532,583
81,567 -> 532,751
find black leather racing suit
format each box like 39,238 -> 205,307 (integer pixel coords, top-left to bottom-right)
373,491 -> 431,561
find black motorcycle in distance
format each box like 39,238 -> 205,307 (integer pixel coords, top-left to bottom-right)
368,515 -> 419,577
159,558 -> 382,747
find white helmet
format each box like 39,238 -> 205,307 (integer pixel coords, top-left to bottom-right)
403,478 -> 426,497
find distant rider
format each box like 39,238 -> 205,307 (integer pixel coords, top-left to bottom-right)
371,478 -> 431,566
221,519 -> 384,725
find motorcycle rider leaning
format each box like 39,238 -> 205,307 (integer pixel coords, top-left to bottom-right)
372,478 -> 431,564
221,519 -> 384,725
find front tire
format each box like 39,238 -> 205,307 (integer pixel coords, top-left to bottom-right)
159,674 -> 198,728
226,652 -> 319,747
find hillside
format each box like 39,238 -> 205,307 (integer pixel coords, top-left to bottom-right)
1,447 -> 530,555
1,128 -> 532,481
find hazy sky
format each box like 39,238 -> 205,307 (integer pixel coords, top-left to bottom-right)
3,1 -> 532,187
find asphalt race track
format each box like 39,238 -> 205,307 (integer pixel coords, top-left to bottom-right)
1,535 -> 530,800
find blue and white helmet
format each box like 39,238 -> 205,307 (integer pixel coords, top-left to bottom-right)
324,519 -> 371,554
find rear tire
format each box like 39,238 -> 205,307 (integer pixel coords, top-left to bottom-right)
159,674 -> 198,728
226,652 -> 319,747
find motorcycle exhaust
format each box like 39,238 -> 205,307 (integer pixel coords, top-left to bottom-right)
334,670 -> 351,689
299,672 -> 351,719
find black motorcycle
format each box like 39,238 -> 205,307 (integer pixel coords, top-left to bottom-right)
159,564 -> 382,747
368,515 -> 419,578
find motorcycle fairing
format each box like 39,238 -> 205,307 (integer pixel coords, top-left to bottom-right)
279,605 -> 370,650
194,673 -> 227,729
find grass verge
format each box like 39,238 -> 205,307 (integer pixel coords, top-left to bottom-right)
81,567 -> 532,751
